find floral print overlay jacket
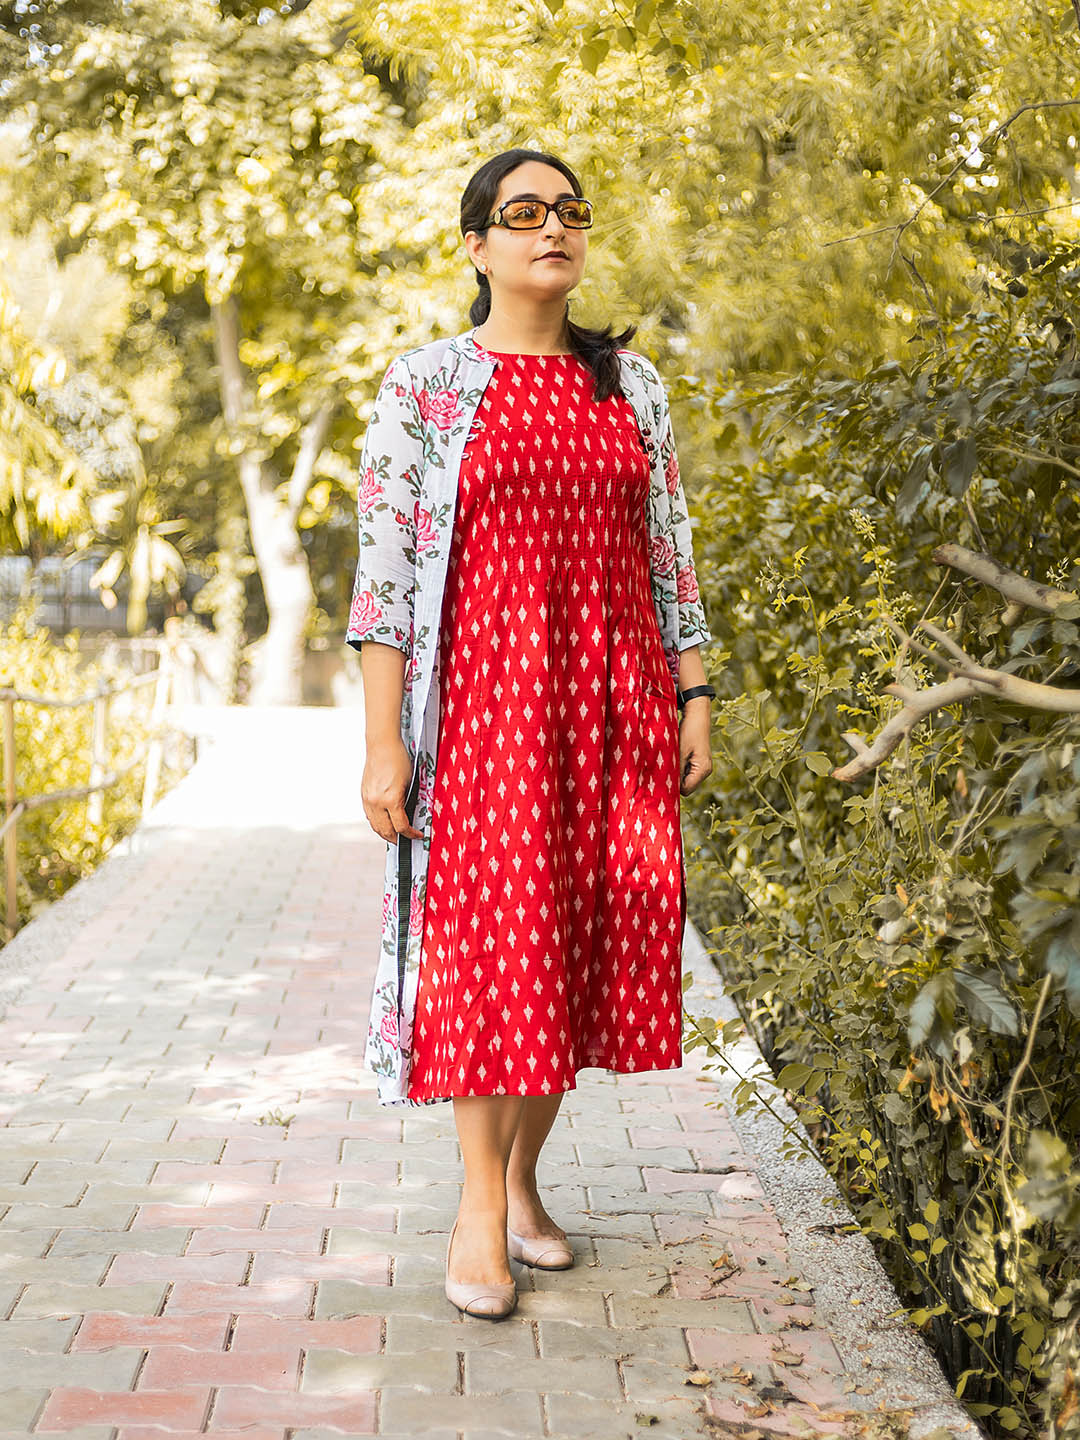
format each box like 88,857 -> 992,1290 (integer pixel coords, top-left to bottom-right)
346,326 -> 713,1108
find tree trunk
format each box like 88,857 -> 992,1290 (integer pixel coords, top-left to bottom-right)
210,295 -> 317,706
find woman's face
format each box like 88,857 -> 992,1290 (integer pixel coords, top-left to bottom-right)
465,160 -> 588,302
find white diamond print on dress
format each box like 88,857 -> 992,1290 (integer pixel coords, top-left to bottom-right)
406,345 -> 685,1104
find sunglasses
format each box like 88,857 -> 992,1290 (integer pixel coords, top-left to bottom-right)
485,197 -> 594,230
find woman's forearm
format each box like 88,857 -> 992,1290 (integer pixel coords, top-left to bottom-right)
677,644 -> 706,693
361,640 -> 407,747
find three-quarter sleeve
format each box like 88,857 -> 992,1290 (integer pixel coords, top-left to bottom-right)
655,382 -> 712,651
345,356 -> 423,654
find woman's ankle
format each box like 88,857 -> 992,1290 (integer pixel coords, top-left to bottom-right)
458,1195 -> 509,1222
505,1170 -> 539,1197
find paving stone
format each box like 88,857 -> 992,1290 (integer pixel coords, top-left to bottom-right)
313,1279 -> 449,1322
326,1227 -> 444,1260
0,1180 -> 87,1207
529,1262 -> 668,1299
538,1320 -> 690,1363
383,1315 -> 538,1356
138,1345 -> 299,1389
0,1256 -> 111,1286
0,1318 -> 81,1351
0,1348 -> 144,1390
1,1430 -> 115,1440
609,1292 -> 755,1331
556,1212 -> 657,1243
103,1139 -> 225,1163
379,1391 -> 543,1434
545,1390 -> 699,1440
575,1142 -> 695,1169
293,1432 -> 453,1440
584,1183 -> 712,1215
23,1158 -> 158,1185
36,1387 -> 211,1430
0,1205 -> 141,1230
162,1279 -> 315,1316
12,1281 -> 168,1317
465,1350 -> 622,1398
71,1313 -> 230,1350
0,1390 -> 49,1428
209,1386 -> 375,1430
301,1346 -> 458,1393
47,1227 -> 190,1258
0,1229 -> 57,1258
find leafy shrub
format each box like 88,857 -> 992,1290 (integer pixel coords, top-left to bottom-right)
0,607 -> 189,932
683,245 -> 1080,1439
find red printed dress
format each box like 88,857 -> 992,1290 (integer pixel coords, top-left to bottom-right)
406,349 -> 686,1103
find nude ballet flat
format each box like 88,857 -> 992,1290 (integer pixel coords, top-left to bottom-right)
444,1219 -> 517,1319
506,1223 -> 575,1270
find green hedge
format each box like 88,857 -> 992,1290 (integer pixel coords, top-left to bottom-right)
684,246 -> 1080,1440
0,610 -> 189,933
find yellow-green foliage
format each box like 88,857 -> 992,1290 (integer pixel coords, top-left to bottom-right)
683,260 -> 1080,1440
0,609 -> 188,931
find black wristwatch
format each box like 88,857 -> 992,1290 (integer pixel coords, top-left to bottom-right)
677,683 -> 715,712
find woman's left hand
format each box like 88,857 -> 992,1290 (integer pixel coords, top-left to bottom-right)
678,698 -> 713,796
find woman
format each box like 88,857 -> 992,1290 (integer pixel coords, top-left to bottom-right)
346,148 -> 715,1319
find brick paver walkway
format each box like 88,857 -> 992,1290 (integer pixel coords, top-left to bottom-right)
0,708 -> 971,1440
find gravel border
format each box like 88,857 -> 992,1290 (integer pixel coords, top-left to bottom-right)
681,919 -> 982,1440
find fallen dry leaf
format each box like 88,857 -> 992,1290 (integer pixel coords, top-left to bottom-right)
686,1370 -> 713,1387
771,1348 -> 806,1366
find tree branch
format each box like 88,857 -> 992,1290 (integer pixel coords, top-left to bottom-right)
286,398 -> 337,528
933,543 -> 1078,615
834,621 -> 1080,782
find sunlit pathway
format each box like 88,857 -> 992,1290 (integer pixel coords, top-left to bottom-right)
0,708 -> 972,1440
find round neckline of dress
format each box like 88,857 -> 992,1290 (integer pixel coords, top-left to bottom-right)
483,349 -> 573,357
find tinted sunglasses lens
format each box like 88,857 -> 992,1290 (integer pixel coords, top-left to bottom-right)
558,199 -> 592,227
502,202 -> 545,228
499,199 -> 593,228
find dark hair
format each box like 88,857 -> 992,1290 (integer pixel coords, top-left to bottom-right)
460,148 -> 636,403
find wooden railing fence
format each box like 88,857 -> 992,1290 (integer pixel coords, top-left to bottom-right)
0,639 -> 193,941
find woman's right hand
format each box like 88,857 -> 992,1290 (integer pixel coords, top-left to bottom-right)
362,738 -> 425,844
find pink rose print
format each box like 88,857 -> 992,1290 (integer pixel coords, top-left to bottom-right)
677,564 -> 700,604
417,387 -> 463,431
382,889 -> 393,926
649,533 -> 676,578
380,1010 -> 399,1048
414,503 -> 438,554
357,466 -> 383,514
348,589 -> 383,637
664,451 -> 680,496
409,879 -> 425,937
418,763 -> 434,814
